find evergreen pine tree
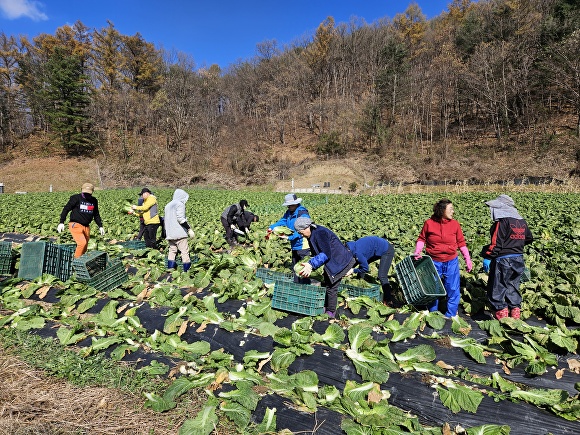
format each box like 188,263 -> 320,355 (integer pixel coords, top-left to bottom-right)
41,46 -> 95,155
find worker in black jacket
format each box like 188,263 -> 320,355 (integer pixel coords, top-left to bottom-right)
57,183 -> 105,258
482,195 -> 533,320
220,200 -> 248,246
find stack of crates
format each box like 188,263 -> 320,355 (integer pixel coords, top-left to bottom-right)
395,255 -> 446,305
271,279 -> 326,316
18,242 -> 76,281
0,241 -> 16,276
72,251 -> 128,292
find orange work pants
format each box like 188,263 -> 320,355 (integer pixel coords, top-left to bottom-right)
69,222 -> 90,258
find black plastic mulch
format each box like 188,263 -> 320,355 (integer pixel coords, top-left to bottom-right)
3,269 -> 580,434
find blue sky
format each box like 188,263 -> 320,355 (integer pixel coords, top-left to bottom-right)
0,0 -> 455,69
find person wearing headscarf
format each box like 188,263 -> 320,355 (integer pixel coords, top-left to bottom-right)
57,182 -> 105,258
164,188 -> 195,271
221,199 -> 249,247
482,194 -> 533,320
267,193 -> 311,283
294,217 -> 355,318
131,188 -> 161,249
414,198 -> 473,319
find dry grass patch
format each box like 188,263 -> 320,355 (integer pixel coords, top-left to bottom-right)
0,348 -> 199,435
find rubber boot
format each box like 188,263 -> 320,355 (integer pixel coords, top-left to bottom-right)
182,262 -> 191,272
167,260 -> 177,270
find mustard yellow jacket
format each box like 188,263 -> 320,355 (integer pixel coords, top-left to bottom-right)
134,195 -> 161,225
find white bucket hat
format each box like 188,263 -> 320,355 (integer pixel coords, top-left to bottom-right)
282,193 -> 302,206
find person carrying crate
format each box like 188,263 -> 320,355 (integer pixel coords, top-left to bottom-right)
414,198 -> 473,319
294,217 -> 355,318
345,236 -> 395,304
57,183 -> 105,258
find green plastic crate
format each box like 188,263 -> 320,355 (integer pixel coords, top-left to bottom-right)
56,244 -> 76,281
118,240 -> 147,250
395,255 -> 446,305
72,251 -> 108,280
271,279 -> 326,316
18,242 -> 49,280
81,258 -> 128,292
0,241 -> 15,275
521,267 -> 531,283
256,267 -> 293,284
17,242 -> 75,280
339,281 -> 381,301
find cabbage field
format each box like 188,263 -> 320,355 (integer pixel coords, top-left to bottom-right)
0,189 -> 579,435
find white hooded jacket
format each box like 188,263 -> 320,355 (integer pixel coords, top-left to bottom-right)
164,189 -> 190,240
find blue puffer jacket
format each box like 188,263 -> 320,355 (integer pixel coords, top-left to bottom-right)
307,225 -> 353,280
269,205 -> 310,251
346,236 -> 391,275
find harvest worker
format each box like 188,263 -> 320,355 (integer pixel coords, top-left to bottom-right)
294,217 -> 355,318
237,211 -> 259,236
57,182 -> 105,258
127,191 -> 146,240
131,188 -> 161,249
164,188 -> 195,271
414,198 -> 473,319
482,194 -> 533,320
221,199 -> 249,247
267,193 -> 311,283
345,236 -> 396,303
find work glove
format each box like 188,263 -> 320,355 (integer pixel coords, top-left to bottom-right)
345,268 -> 354,277
57,223 -> 65,233
298,262 -> 312,277
413,240 -> 425,260
277,234 -> 288,240
459,246 -> 473,272
483,259 -> 491,273
131,204 -> 137,210
99,227 -> 105,236
230,224 -> 236,230
465,258 -> 473,272
188,229 -> 195,238
265,228 -> 272,240
245,227 -> 250,234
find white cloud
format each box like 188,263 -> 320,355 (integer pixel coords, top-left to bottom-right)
0,0 -> 48,21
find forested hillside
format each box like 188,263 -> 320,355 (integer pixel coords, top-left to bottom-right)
0,0 -> 579,189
